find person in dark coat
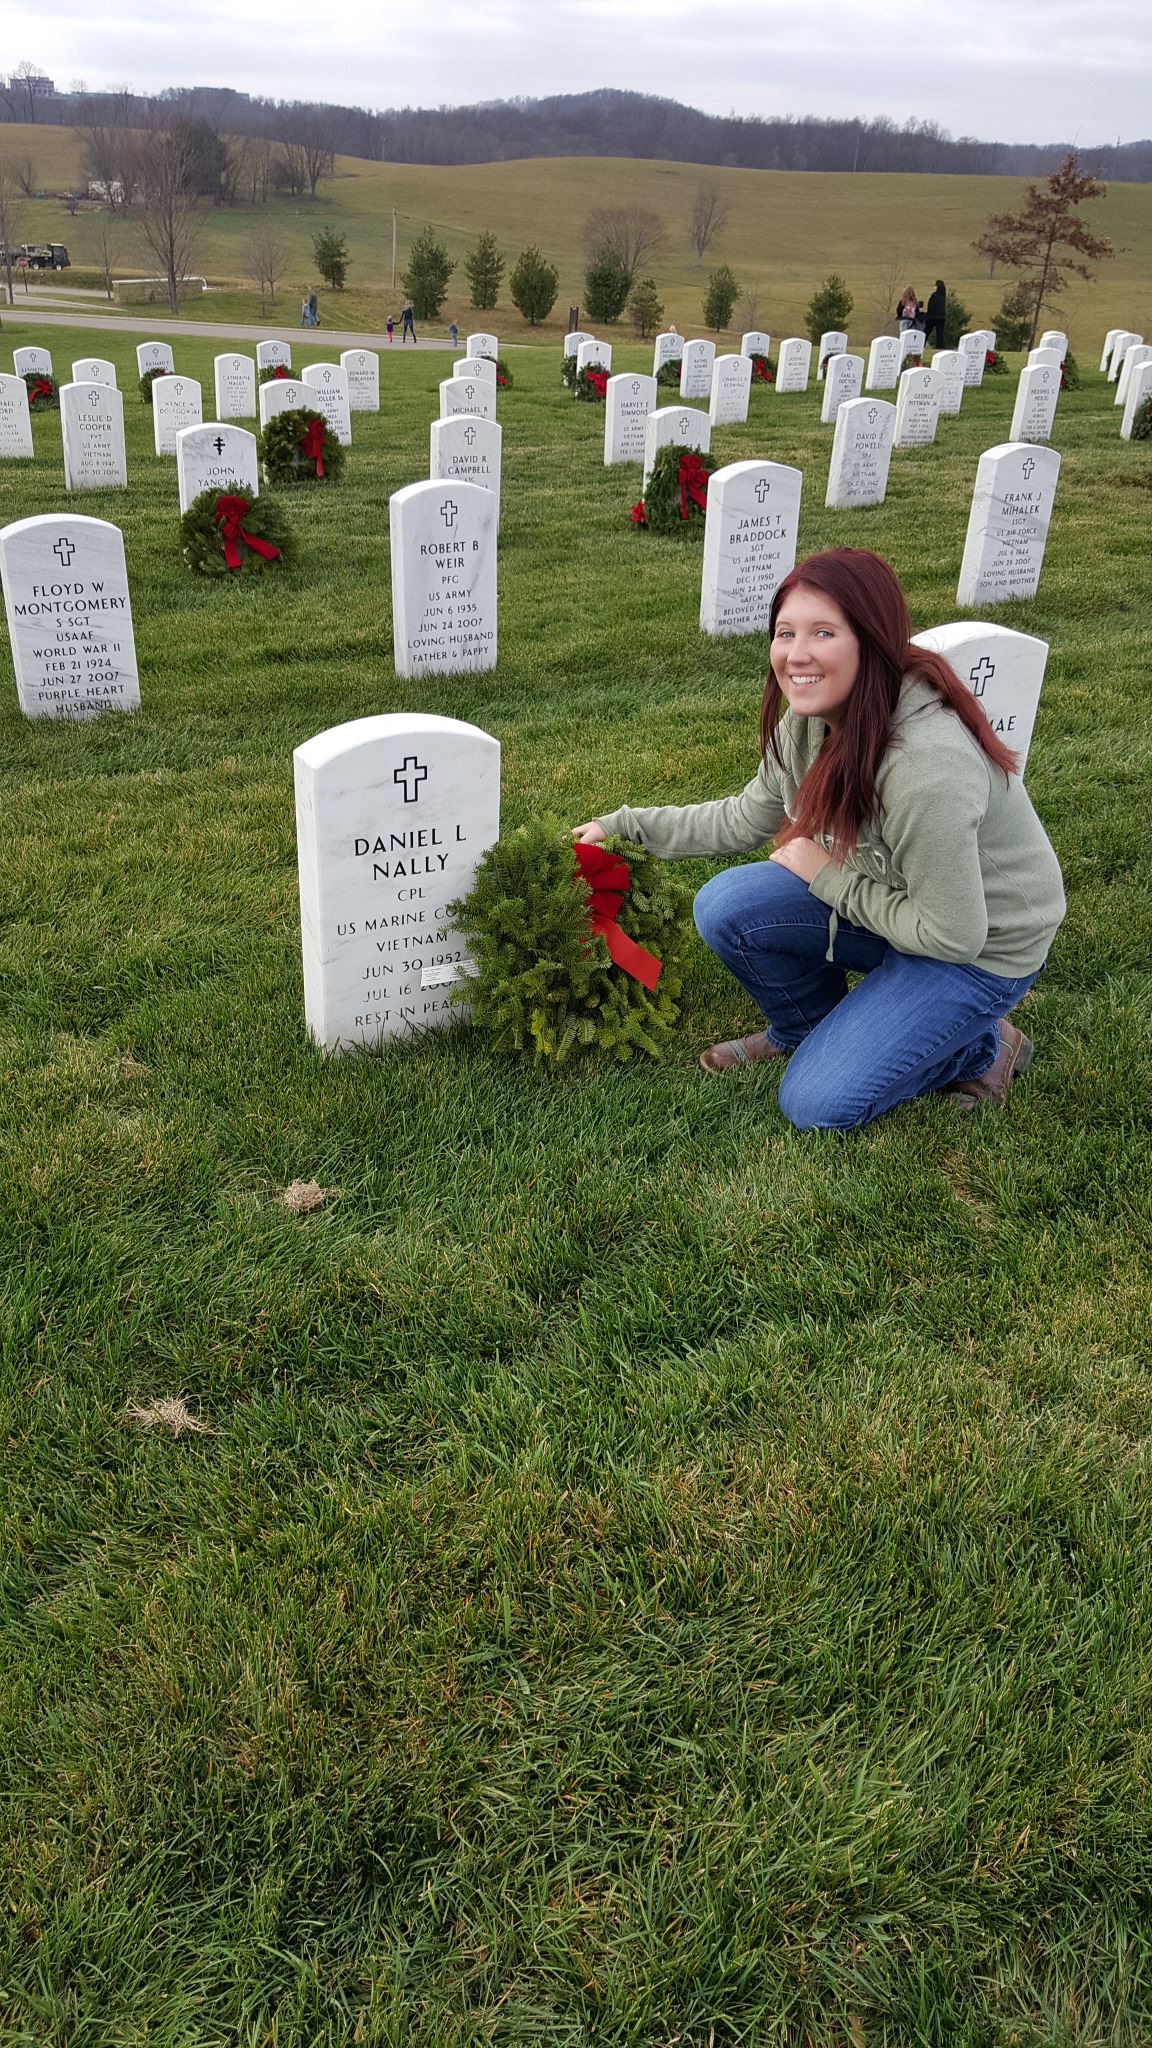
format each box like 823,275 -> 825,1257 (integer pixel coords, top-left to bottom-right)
925,280 -> 947,348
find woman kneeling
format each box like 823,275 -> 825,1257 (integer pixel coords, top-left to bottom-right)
574,549 -> 1065,1132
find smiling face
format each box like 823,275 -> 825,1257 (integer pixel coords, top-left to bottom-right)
770,585 -> 862,729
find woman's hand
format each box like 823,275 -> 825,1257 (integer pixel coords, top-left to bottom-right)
769,836 -> 829,885
572,821 -> 608,845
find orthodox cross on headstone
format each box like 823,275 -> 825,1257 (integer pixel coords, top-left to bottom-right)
393,756 -> 428,804
754,478 -> 771,503
213,435 -> 226,455
1022,457 -> 1036,479
53,537 -> 77,568
441,500 -> 458,530
969,656 -> 996,698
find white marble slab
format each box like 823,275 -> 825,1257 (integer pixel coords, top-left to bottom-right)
775,338 -> 812,393
71,356 -> 117,388
13,345 -> 52,378
176,424 -> 260,516
430,414 -> 502,522
301,362 -> 353,445
136,340 -> 174,377
741,331 -> 772,359
818,331 -> 847,379
453,356 -> 496,386
708,353 -> 752,426
1120,359 -> 1152,440
641,405 -> 710,492
956,443 -> 1061,606
604,372 -> 656,466
152,375 -> 202,456
820,353 -> 863,424
256,339 -> 292,371
61,381 -> 127,490
258,377 -> 310,428
341,349 -> 380,412
679,340 -> 715,400
466,332 -> 498,360
214,353 -> 257,420
652,331 -> 683,376
912,620 -> 1048,773
930,350 -> 965,416
865,336 -> 900,391
893,365 -> 940,447
389,479 -> 497,678
825,397 -> 895,508
700,459 -> 802,637
439,376 -> 495,421
0,512 -> 139,718
0,374 -> 34,460
577,339 -> 612,375
1009,365 -> 1059,444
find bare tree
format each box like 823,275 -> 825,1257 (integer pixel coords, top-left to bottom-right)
582,206 -> 664,286
10,62 -> 44,125
868,249 -> 907,333
280,111 -> 335,198
239,136 -> 275,206
86,214 -> 124,299
134,122 -> 202,314
14,156 -> 35,197
243,220 -> 288,314
689,182 -> 729,261
0,168 -> 22,310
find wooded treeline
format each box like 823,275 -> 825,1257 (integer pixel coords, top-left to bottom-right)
3,82 -> 1150,183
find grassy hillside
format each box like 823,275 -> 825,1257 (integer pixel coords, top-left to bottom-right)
2,121 -> 1150,347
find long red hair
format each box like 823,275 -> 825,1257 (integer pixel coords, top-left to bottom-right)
763,548 -> 1019,858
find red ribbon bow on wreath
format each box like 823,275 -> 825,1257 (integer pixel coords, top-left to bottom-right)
299,418 -> 326,476
677,452 -> 710,522
29,377 -> 53,402
213,493 -> 281,570
573,842 -> 662,990
587,368 -> 608,397
751,356 -> 773,383
273,363 -> 289,378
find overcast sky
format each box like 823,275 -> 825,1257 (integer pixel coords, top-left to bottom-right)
10,0 -> 1151,145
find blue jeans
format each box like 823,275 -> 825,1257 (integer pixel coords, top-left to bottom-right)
693,863 -> 1040,1131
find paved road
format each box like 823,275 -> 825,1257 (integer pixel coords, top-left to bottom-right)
1,303 -> 456,349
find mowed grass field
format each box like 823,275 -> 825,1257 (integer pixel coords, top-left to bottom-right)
2,324 -> 1152,2046
4,121 -> 1152,346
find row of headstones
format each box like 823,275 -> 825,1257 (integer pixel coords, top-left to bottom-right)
1101,328 -> 1152,439
11,340 -> 381,419
438,331 -> 501,423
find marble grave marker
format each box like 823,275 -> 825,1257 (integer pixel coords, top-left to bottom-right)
865,336 -> 901,391
825,398 -> 895,509
341,349 -> 380,411
708,353 -> 752,426
0,513 -> 139,719
930,350 -> 965,416
152,375 -> 202,456
699,459 -> 802,637
957,443 -> 1061,606
136,340 -> 174,377
818,331 -> 847,379
256,340 -> 292,371
893,365 -> 940,447
741,331 -> 772,359
577,339 -> 612,375
679,339 -> 715,400
1115,342 -> 1152,407
1009,365 -> 1059,444
389,479 -> 497,678
176,424 -> 260,515
466,332 -> 498,360
13,345 -> 52,378
439,376 -> 495,421
604,372 -> 656,466
775,338 -> 812,393
430,414 -> 502,521
453,356 -> 496,385
61,381 -> 127,490
912,621 -> 1048,773
302,362 -> 353,445
820,353 -> 863,424
652,331 -> 684,377
1120,359 -> 1152,440
258,377 -> 309,428
641,405 -> 710,492
214,353 -> 257,420
0,374 -> 34,460
72,357 -> 117,388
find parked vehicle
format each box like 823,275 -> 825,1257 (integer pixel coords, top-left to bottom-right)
18,243 -> 71,270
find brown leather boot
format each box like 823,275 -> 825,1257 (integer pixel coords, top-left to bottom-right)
946,1018 -> 1035,1110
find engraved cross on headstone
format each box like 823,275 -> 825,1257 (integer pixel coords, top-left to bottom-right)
464,426 -> 477,446
441,499 -> 458,530
969,656 -> 996,698
754,478 -> 771,503
394,756 -> 428,804
213,435 -> 226,455
53,537 -> 77,568
1022,457 -> 1036,479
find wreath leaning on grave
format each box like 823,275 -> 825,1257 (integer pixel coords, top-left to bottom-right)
631,441 -> 717,536
749,352 -> 775,385
1060,352 -> 1081,392
561,351 -> 581,391
575,364 -> 609,402
180,487 -> 298,577
258,406 -> 345,485
902,355 -> 924,373
480,353 -> 513,389
450,818 -> 693,1064
656,359 -> 683,389
258,363 -> 293,385
1131,396 -> 1152,442
139,366 -> 169,406
23,371 -> 58,410
984,350 -> 1008,376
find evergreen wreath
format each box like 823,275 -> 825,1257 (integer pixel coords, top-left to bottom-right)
258,406 -> 345,485
479,353 -> 513,388
575,364 -> 609,402
633,442 -> 717,537
1131,396 -> 1152,442
984,350 -> 1008,376
23,371 -> 58,410
450,818 -> 693,1064
258,363 -> 293,385
180,488 -> 298,577
561,351 -> 580,390
139,366 -> 169,406
902,354 -> 924,372
749,352 -> 775,385
656,359 -> 683,389
1059,352 -> 1081,391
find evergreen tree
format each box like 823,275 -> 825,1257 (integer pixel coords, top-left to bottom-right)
464,230 -> 505,311
401,226 -> 455,320
703,264 -> 739,332
805,273 -> 854,344
991,279 -> 1038,351
509,245 -> 559,325
585,254 -> 630,323
940,291 -> 974,351
312,226 -> 349,291
629,276 -> 664,338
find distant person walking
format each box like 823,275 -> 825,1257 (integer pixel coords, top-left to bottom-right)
386,315 -> 394,343
308,290 -> 319,328
449,320 -> 458,347
924,279 -> 947,349
400,299 -> 417,344
300,293 -> 310,328
896,287 -> 923,333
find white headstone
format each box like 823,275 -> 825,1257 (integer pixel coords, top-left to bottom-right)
825,397 -> 895,509
818,331 -> 848,379
930,350 -> 965,417
301,363 -> 353,446
71,357 -> 116,389
1009,365 -> 1059,444
708,353 -> 752,427
641,406 -> 710,492
152,375 -> 202,456
1099,328 -> 1123,374
893,365 -> 940,447
820,353 -> 863,424
975,330 -> 997,356
957,443 -> 1061,606
1038,331 -> 1067,359
1120,359 -> 1152,441
13,345 -> 52,378
0,374 -> 34,460
577,339 -> 612,375
439,376 -> 495,421
604,372 -> 656,466
775,338 -> 812,393
699,460 -> 802,638
898,327 -> 925,363
258,377 -> 310,428
136,340 -> 174,378
652,331 -> 684,376
0,513 -> 139,719
430,414 -> 502,522
256,340 -> 292,371
294,713 -> 500,1052
389,480 -> 497,678
912,622 -> 1048,772
60,381 -> 127,491
1107,332 -> 1141,383
741,331 -> 772,360
466,332 -> 498,360
214,352 -> 257,421
959,334 -> 987,388
1115,342 -> 1152,407
563,330 -> 593,360
679,339 -> 716,400
1027,348 -> 1062,371
176,424 -> 260,516
865,336 -> 901,391
341,349 -> 380,412
453,356 -> 496,386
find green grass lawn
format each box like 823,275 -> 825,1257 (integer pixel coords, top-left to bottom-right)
1,326 -> 1151,2046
